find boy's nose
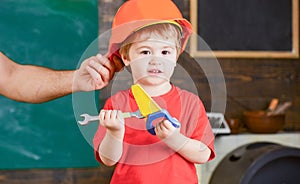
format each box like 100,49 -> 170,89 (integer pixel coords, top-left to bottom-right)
148,57 -> 162,65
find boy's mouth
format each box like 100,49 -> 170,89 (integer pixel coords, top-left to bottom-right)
148,69 -> 163,74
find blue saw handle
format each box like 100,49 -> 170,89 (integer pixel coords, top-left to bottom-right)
146,109 -> 181,135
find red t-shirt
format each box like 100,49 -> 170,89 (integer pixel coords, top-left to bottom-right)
93,85 -> 215,184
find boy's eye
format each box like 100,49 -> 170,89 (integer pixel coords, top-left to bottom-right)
162,50 -> 171,55
140,50 -> 151,55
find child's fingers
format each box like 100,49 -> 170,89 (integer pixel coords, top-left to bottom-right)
99,110 -> 124,128
104,110 -> 112,120
155,120 -> 169,134
155,122 -> 161,131
117,110 -> 124,123
110,110 -> 118,120
162,120 -> 173,130
99,109 -> 105,121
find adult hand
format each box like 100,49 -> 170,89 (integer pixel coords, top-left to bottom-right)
73,54 -> 116,91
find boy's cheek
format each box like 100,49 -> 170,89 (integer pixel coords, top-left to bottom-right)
130,61 -> 147,83
130,57 -> 176,82
163,64 -> 175,80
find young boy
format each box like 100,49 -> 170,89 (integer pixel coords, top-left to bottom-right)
93,0 -> 215,183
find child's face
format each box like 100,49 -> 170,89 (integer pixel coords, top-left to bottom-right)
122,38 -> 178,86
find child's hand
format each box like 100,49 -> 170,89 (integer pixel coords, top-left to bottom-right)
155,120 -> 179,140
99,109 -> 125,133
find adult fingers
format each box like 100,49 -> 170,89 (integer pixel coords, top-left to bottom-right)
96,54 -> 116,79
88,58 -> 111,82
85,65 -> 103,86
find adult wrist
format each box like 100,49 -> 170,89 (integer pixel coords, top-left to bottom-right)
71,70 -> 80,92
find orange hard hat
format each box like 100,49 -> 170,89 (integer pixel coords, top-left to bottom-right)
108,0 -> 193,71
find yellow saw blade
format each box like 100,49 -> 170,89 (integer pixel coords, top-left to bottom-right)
131,84 -> 161,116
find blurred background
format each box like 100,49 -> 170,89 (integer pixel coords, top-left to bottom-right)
0,0 -> 299,183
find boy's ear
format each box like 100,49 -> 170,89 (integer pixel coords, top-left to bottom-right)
121,55 -> 130,66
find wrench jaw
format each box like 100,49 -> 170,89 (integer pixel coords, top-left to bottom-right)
77,120 -> 85,125
78,114 -> 100,125
78,114 -> 90,126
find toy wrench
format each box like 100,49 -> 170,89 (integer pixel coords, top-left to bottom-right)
131,84 -> 180,135
78,110 -> 144,125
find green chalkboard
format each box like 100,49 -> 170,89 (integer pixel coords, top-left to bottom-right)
0,0 -> 99,169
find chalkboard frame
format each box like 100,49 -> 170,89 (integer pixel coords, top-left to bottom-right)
189,0 -> 299,59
